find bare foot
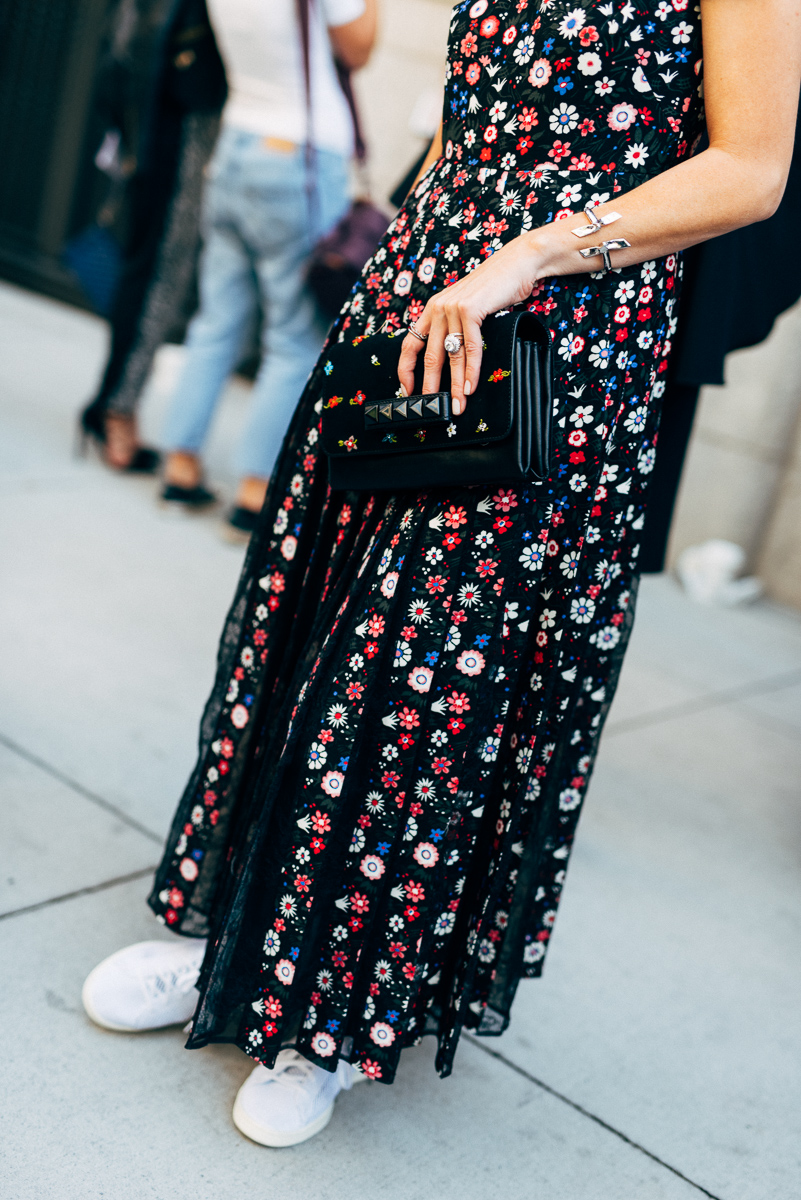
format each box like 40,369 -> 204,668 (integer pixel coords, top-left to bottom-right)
104,415 -> 140,469
236,476 -> 269,513
164,451 -> 203,489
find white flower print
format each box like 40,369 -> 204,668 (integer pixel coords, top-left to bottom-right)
519,544 -> 546,572
615,279 -> 635,302
569,404 -> 594,426
569,473 -> 588,492
327,704 -> 348,727
549,103 -> 579,134
638,446 -> 656,474
504,601 -> 519,621
588,340 -> 614,369
624,142 -> 649,168
578,51 -> 601,75
307,741 -> 327,770
444,625 -> 462,651
403,816 -> 418,842
435,911 -> 456,936
570,596 -> 596,624
263,928 -> 281,956
431,728 -> 449,747
624,405 -> 647,435
513,34 -> 535,63
475,529 -> 494,547
595,75 -> 615,95
480,736 -> 500,762
332,924 -> 348,941
381,743 -> 399,760
394,640 -> 412,668
408,599 -> 431,623
489,100 -> 508,123
592,625 -> 622,650
516,746 -> 533,774
296,846 -> 310,863
478,938 -> 496,963
558,8 -> 586,38
559,787 -> 582,811
349,827 -> 366,854
641,260 -> 657,283
557,182 -> 582,207
672,20 -> 693,43
457,583 -> 482,608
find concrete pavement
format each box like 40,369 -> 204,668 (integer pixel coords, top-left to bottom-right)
2,281 -> 800,1200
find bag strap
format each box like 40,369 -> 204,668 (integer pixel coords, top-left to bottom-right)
295,0 -> 369,179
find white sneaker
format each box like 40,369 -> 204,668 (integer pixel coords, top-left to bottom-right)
82,939 -> 207,1032
232,1049 -> 360,1147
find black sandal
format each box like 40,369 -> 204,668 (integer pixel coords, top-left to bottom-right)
77,400 -> 161,474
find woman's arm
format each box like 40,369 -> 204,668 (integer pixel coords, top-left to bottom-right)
407,122 -> 444,197
328,0 -> 378,70
399,0 -> 801,414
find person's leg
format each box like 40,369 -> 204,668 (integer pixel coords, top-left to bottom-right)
231,148 -> 350,513
161,131 -> 259,490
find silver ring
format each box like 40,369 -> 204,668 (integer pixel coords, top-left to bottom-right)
444,332 -> 464,355
407,321 -> 428,343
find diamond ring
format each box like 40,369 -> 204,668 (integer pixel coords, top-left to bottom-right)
444,332 -> 464,355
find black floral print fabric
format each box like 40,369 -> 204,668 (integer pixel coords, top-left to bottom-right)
150,0 -> 704,1083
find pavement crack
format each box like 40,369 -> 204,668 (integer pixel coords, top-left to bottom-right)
0,730 -> 163,844
605,667 -> 801,737
0,866 -> 158,922
464,1035 -> 725,1200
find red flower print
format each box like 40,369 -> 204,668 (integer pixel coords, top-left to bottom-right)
389,941 -> 407,958
367,614 -> 385,637
479,15 -> 499,36
361,1059 -> 383,1080
398,706 -> 420,729
319,729 -> 334,743
502,25 -> 517,44
431,757 -> 452,775
517,136 -> 534,154
447,691 -> 471,713
426,575 -> 446,594
381,770 -> 400,788
404,905 -> 419,921
447,716 -> 465,733
461,32 -> 477,56
364,641 -> 379,658
442,533 -> 462,550
262,1020 -> 278,1037
578,24 -> 598,45
548,140 -> 571,162
409,802 -> 423,817
332,950 -> 347,969
168,888 -> 184,909
476,558 -> 499,577
398,732 -> 415,750
295,874 -> 311,892
346,681 -> 364,701
264,995 -> 282,1018
493,488 -> 518,511
311,809 -> 331,834
343,971 -> 354,989
444,505 -> 468,528
310,838 -> 325,854
402,962 -> 417,980
465,62 -> 481,86
494,515 -> 513,533
405,881 -> 425,902
451,608 -> 467,623
352,891 -> 370,914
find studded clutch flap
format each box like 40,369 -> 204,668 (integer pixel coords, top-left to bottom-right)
320,310 -> 553,491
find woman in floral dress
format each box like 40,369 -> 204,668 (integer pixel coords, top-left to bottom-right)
83,0 -> 800,1147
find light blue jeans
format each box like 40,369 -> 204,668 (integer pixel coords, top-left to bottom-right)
161,128 -> 349,478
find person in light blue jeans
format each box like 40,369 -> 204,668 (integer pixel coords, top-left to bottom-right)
161,128 -> 349,535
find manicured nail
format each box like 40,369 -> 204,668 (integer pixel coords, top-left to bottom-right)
464,380 -> 472,395
399,383 -> 408,397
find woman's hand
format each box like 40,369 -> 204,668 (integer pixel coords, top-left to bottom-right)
397,233 -> 543,415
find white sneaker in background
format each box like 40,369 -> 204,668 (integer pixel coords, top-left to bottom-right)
82,939 -> 207,1032
232,1049 -> 360,1147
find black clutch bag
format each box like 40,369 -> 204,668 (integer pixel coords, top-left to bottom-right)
320,310 -> 553,490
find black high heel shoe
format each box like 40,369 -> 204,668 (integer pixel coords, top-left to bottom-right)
77,400 -> 161,474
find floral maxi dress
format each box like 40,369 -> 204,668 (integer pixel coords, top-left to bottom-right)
150,0 -> 704,1083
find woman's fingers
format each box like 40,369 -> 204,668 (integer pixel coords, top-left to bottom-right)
397,328 -> 426,397
461,315 -> 484,414
421,310 -> 448,396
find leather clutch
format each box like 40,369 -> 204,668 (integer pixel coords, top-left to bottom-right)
321,310 -> 553,490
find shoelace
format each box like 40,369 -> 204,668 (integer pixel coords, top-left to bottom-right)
141,961 -> 202,1003
268,1050 -> 355,1092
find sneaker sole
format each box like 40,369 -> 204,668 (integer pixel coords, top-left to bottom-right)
232,1093 -> 335,1147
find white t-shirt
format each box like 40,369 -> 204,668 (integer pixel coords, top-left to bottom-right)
206,0 -> 366,156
